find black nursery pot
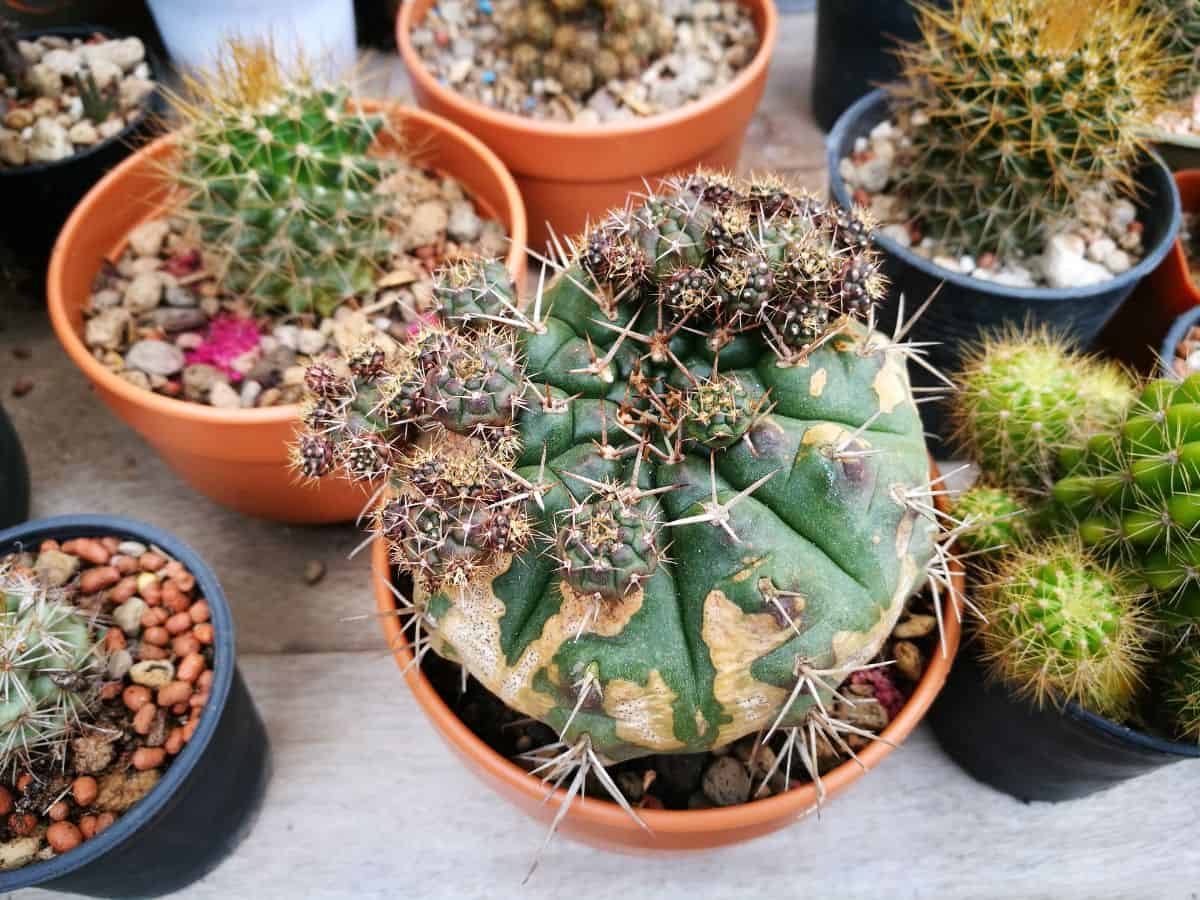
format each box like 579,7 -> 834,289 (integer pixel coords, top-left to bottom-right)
0,515 -> 271,898
0,25 -> 164,261
827,90 -> 1182,441
929,651 -> 1200,803
0,403 -> 30,529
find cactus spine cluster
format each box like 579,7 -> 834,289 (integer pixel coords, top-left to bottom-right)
977,540 -> 1149,718
949,327 -> 1136,489
0,569 -> 105,774
1160,641 -> 1200,743
891,0 -> 1168,257
952,485 -> 1030,554
298,172 -> 941,764
497,0 -> 674,100
1141,0 -> 1200,100
169,41 -> 398,316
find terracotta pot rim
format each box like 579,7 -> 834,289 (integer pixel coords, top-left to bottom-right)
374,460 -> 963,835
396,0 -> 780,143
46,102 -> 529,428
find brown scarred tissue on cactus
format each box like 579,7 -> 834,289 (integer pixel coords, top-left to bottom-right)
297,171 -> 962,829
840,0 -> 1170,290
79,39 -> 508,409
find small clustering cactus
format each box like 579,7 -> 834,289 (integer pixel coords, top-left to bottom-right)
891,0 -> 1168,257
1141,0 -> 1200,100
949,327 -> 1136,489
298,172 -> 944,766
497,0 -> 674,100
951,484 -> 1030,554
977,540 -> 1149,718
0,569 -> 105,774
168,41 -> 399,316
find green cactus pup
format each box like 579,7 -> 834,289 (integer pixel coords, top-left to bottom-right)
0,569 -> 105,773
168,41 -> 399,316
300,173 -> 945,789
977,540 -> 1150,719
952,484 -> 1031,555
1053,373 -> 1200,630
1160,641 -> 1200,743
950,327 -> 1136,488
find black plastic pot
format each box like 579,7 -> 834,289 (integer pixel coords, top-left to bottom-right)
0,25 -> 165,261
1162,304 -> 1200,379
811,0 -> 940,132
827,90 -> 1183,440
0,515 -> 271,898
929,651 -> 1200,803
0,403 -> 30,529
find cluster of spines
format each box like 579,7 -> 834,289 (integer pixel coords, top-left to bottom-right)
951,484 -> 1031,555
891,0 -> 1169,257
1141,0 -> 1200,100
1161,640 -> 1200,743
169,41 -> 398,316
554,484 -> 663,601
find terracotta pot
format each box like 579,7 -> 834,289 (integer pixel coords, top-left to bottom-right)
47,103 -> 528,524
373,463 -> 963,853
1098,170 -> 1200,374
396,0 -> 779,251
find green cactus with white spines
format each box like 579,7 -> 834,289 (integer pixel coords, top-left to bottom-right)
952,484 -> 1031,555
170,42 -> 397,316
299,173 -> 941,765
0,570 -> 105,774
977,540 -> 1150,718
1053,374 -> 1200,630
891,0 -> 1169,258
434,259 -> 520,330
949,328 -> 1137,489
1161,641 -> 1200,743
1141,0 -> 1200,100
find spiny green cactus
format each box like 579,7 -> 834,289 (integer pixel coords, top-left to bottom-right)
949,327 -> 1137,489
891,0 -> 1168,258
434,259 -> 520,329
1161,640 -> 1200,743
298,172 -> 942,765
1053,374 -> 1200,630
952,484 -> 1031,554
0,569 -> 105,774
169,41 -> 397,316
497,0 -> 674,100
977,540 -> 1150,718
1142,0 -> 1200,100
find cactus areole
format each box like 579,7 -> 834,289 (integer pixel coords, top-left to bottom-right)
301,174 -> 939,763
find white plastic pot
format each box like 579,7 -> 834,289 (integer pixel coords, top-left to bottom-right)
146,0 -> 357,76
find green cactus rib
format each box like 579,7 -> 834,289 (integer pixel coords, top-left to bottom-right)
1053,374 -> 1200,629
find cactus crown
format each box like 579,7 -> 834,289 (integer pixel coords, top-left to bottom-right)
949,326 -> 1135,489
298,172 -> 944,765
891,0 -> 1168,257
167,40 -> 398,316
977,540 -> 1149,718
0,568 -> 105,775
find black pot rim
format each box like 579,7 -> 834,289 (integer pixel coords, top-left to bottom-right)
826,88 -> 1183,303
1062,698 -> 1200,759
0,24 -> 162,180
1161,304 -> 1200,380
0,514 -> 235,891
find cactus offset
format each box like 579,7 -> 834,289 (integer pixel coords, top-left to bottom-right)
952,484 -> 1031,555
949,327 -> 1136,488
168,41 -> 398,316
1053,374 -> 1200,631
891,0 -> 1168,258
977,540 -> 1149,718
0,569 -> 105,774
300,173 -> 943,765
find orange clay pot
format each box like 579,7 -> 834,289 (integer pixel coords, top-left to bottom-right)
373,461 -> 963,853
397,0 -> 779,252
47,103 -> 528,524
1099,170 -> 1200,374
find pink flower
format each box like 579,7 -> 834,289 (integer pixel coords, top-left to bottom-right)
184,314 -> 262,382
850,667 -> 907,720
406,312 -> 440,338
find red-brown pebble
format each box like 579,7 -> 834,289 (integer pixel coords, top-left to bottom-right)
172,572 -> 196,593
39,539 -> 59,553
158,681 -> 191,707
8,813 -> 36,836
182,717 -> 199,742
122,685 -> 152,712
193,623 -> 214,644
73,538 -> 110,565
47,821 -> 82,852
16,774 -> 33,792
60,539 -> 79,554
80,566 -> 120,593
138,552 -> 165,572
140,581 -> 162,606
72,776 -> 98,807
79,815 -> 98,840
197,670 -> 213,691
188,600 -> 210,624
0,786 -> 12,816
189,692 -> 208,710
141,607 -> 168,627
177,652 -> 205,683
48,801 -> 68,822
110,576 -> 138,603
162,560 -> 186,581
137,643 -> 168,661
133,702 -> 157,735
143,626 -> 169,647
111,554 -> 137,575
104,627 -> 126,652
172,635 -> 201,658
100,537 -> 120,553
165,729 -> 184,755
162,581 -> 189,614
132,747 -> 165,770
99,682 -> 122,701
95,812 -> 115,834
165,612 -> 192,635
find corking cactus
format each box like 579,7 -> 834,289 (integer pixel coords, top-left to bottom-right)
0,568 -> 105,773
168,41 -> 398,316
299,173 -> 944,774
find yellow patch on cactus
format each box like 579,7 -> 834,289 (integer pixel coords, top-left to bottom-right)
603,670 -> 686,752
809,368 -> 828,397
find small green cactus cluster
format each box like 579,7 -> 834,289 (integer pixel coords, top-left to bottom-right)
951,485 -> 1030,554
0,568 -> 105,774
891,0 -> 1169,258
170,41 -> 398,316
1141,0 -> 1200,100
497,0 -> 674,100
